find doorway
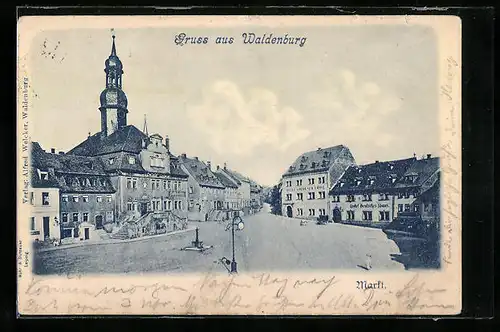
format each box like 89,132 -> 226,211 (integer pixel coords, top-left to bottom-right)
95,215 -> 103,229
286,206 -> 293,218
84,228 -> 90,240
332,208 -> 342,223
43,217 -> 50,240
140,202 -> 148,216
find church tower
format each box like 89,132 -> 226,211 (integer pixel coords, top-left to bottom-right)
99,35 -> 128,138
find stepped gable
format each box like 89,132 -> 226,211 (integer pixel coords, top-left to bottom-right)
214,172 -> 238,189
179,155 -> 225,189
330,157 -> 417,195
31,142 -> 115,194
283,145 -> 351,177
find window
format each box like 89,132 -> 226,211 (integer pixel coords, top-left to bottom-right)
30,192 -> 34,205
296,193 -> 303,200
151,179 -> 155,190
347,195 -> 355,202
167,200 -> 172,210
163,180 -> 167,189
83,213 -> 89,222
319,208 -> 326,216
62,195 -> 68,202
404,192 -> 411,199
297,208 -> 303,216
107,195 -> 112,202
379,193 -> 389,201
178,201 -> 182,210
424,203 -> 432,212
362,194 -> 372,201
332,195 -> 340,202
126,178 -> 132,189
106,211 -> 113,222
40,171 -> 49,180
347,211 -> 355,220
72,196 -> 79,203
398,204 -> 403,212
30,217 -> 36,230
109,158 -> 114,165
83,195 -> 89,203
72,213 -> 79,222
340,182 -> 345,187
356,180 -> 361,186
379,211 -> 390,221
132,178 -> 137,189
308,209 -> 316,216
308,178 -> 315,185
308,192 -> 315,200
285,181 -> 291,187
413,204 -> 420,212
397,192 -> 404,199
404,204 -> 411,212
42,192 -> 50,205
318,191 -> 326,199
62,213 -> 68,223
96,196 -> 102,203
318,176 -> 326,184
128,156 -> 136,164
362,211 -> 373,221
286,194 -> 292,201
174,201 -> 179,210
73,227 -> 79,238
127,202 -> 133,211
296,179 -> 302,186
167,181 -> 171,189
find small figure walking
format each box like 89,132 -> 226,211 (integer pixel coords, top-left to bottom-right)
365,254 -> 372,270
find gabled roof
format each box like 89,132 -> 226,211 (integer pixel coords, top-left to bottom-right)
214,172 -> 238,189
68,125 -> 147,156
31,142 -> 116,193
223,168 -> 250,184
179,156 -> 225,189
283,145 -> 353,177
330,157 -> 416,194
394,157 -> 440,189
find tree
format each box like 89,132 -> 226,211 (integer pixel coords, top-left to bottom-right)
269,184 -> 282,216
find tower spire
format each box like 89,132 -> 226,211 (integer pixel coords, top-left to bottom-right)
111,34 -> 117,56
143,114 -> 149,136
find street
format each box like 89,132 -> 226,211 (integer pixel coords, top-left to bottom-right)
34,204 -> 404,275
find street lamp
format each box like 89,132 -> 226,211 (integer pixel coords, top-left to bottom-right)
223,214 -> 244,274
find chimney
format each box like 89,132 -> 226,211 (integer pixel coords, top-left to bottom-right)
50,148 -> 55,154
427,154 -> 431,159
58,151 -> 65,155
194,156 -> 198,161
165,136 -> 170,151
375,160 -> 379,163
216,165 -> 220,171
224,162 -> 227,170
181,153 -> 187,159
207,161 -> 211,171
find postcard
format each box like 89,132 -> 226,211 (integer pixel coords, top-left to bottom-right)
17,15 -> 462,315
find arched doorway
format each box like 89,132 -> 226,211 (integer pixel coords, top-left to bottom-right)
332,208 -> 341,223
286,206 -> 293,218
95,215 -> 103,229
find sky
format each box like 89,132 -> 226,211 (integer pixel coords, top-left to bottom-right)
28,24 -> 439,187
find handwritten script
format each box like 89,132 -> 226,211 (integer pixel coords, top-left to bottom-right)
20,272 -> 454,315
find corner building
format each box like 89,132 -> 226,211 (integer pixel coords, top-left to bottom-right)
281,145 -> 356,220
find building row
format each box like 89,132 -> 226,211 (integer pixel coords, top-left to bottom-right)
280,145 -> 440,227
29,36 -> 263,245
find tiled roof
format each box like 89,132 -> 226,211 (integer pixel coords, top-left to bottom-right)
393,157 -> 440,189
283,145 -> 352,177
214,172 -> 238,188
31,142 -> 116,193
330,157 -> 417,195
223,168 -> 250,184
179,156 -> 225,189
68,125 -> 147,156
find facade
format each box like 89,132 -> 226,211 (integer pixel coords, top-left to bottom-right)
214,171 -> 240,211
29,163 -> 61,242
31,142 -> 117,243
66,36 -> 189,226
329,155 -> 440,227
281,145 -> 356,220
215,164 -> 252,214
249,180 -> 264,213
178,155 -> 225,221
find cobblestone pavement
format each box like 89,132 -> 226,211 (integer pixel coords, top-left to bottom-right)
34,205 -> 404,275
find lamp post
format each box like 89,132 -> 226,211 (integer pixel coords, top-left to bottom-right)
227,214 -> 244,274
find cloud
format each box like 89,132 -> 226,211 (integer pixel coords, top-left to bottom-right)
307,68 -> 402,150
186,80 -> 310,156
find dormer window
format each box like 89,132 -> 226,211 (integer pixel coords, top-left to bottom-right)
356,180 -> 361,186
311,162 -> 316,168
389,164 -> 394,170
39,170 -> 48,180
128,156 -> 136,165
109,158 -> 115,165
392,178 -> 396,183
369,179 -> 375,185
340,182 -> 344,187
